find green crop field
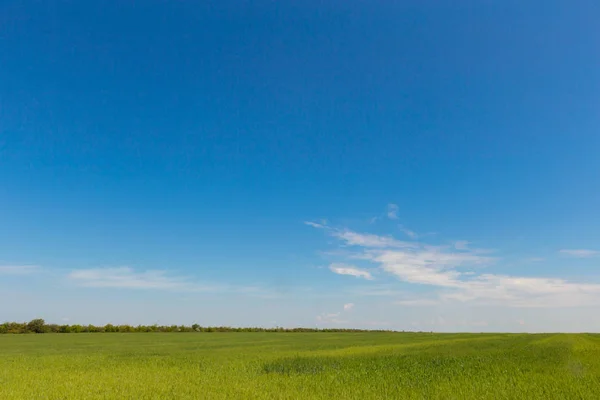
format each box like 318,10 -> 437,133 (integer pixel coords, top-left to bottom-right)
2,332 -> 600,399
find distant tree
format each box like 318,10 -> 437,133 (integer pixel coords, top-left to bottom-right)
118,325 -> 134,333
27,318 -> 46,333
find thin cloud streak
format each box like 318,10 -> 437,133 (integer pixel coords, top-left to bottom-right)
400,227 -> 418,239
454,241 -> 470,250
67,267 -> 268,295
329,263 -> 374,280
306,220 -> 416,249
559,249 -> 599,258
333,230 -> 417,249
0,265 -> 40,275
387,204 -> 399,220
395,299 -> 440,306
304,221 -> 326,229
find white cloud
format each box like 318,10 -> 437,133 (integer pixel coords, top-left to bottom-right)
559,249 -> 598,258
386,257 -> 600,308
372,247 -> 490,287
0,265 -> 39,275
343,303 -> 354,311
329,263 -> 374,280
315,226 -> 600,309
447,274 -> 600,307
387,204 -> 399,220
360,239 -> 493,289
391,271 -> 600,308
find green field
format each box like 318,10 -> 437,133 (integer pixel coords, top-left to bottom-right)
2,332 -> 600,399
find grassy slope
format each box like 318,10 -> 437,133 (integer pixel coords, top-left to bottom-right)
1,332 -> 600,399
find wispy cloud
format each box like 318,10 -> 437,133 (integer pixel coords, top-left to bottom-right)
376,241 -> 600,307
329,263 -> 374,280
366,239 -> 493,288
306,219 -> 416,249
333,229 -> 416,249
400,226 -> 418,239
454,241 -> 470,250
67,267 -> 265,296
316,312 -> 346,324
0,265 -> 40,275
559,249 -> 598,258
439,274 -> 600,307
387,204 -> 399,220
525,257 -> 545,262
410,318 -> 488,328
68,267 -> 194,290
346,284 -> 406,297
304,221 -> 326,229
317,301 -> 355,325
311,223 -> 600,308
394,298 -> 440,306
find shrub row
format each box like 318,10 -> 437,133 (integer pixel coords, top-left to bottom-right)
0,319 -> 394,334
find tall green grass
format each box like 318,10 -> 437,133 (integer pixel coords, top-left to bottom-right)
2,332 -> 599,399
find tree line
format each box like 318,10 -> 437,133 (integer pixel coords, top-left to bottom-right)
0,319 -> 395,334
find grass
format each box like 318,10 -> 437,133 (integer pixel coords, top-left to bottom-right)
2,332 -> 600,399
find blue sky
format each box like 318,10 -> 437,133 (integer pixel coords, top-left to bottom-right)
1,0 -> 600,332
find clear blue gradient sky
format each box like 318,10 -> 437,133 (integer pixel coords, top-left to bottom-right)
1,0 -> 599,332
